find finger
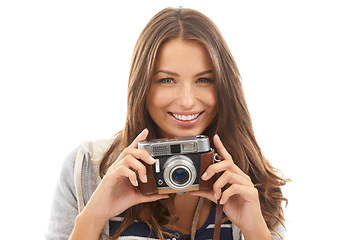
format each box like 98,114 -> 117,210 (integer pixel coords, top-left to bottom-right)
111,155 -> 148,183
215,170 -> 253,189
213,134 -> 232,162
212,171 -> 253,200
202,160 -> 252,188
119,147 -> 156,165
212,171 -> 233,200
220,184 -> 259,204
139,194 -> 170,204
189,190 -> 217,203
107,164 -> 139,187
202,160 -> 235,181
129,128 -> 149,149
120,129 -> 155,165
209,134 -> 252,182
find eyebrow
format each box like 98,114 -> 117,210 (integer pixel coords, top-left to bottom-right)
154,70 -> 213,77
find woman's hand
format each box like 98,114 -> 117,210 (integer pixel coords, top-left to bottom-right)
190,135 -> 270,240
73,129 -> 168,237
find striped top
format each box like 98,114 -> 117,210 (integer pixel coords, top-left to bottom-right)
109,203 -> 233,240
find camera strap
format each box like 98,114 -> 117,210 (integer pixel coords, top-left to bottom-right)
164,197 -> 179,223
213,174 -> 229,240
213,199 -> 224,240
190,197 -> 204,240
189,196 -> 224,240
190,168 -> 227,240
163,151 -> 227,240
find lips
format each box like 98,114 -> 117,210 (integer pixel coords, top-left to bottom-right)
170,112 -> 203,121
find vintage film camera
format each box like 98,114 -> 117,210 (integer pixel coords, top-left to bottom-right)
138,135 -> 219,195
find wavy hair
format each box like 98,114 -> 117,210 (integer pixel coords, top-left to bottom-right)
99,7 -> 288,239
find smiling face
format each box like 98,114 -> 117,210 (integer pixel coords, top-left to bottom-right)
146,38 -> 217,139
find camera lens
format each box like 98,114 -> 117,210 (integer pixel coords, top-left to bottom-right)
172,167 -> 190,185
163,155 -> 197,190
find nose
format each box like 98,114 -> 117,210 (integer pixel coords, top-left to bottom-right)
176,82 -> 196,109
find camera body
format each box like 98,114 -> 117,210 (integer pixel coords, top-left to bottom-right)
138,135 -> 217,195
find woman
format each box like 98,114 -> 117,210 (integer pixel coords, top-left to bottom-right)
47,7 -> 288,240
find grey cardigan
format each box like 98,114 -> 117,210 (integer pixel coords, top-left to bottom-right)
46,138 -> 283,239
46,139 -> 113,240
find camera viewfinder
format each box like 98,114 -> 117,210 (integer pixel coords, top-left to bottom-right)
170,144 -> 181,154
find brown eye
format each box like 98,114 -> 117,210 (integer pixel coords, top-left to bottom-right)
158,78 -> 175,83
196,78 -> 213,83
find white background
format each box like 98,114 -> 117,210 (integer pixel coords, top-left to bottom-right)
1,0 -> 359,239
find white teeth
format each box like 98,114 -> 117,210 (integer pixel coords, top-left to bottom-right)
172,113 -> 200,121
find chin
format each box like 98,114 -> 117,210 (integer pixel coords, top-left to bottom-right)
171,129 -> 205,138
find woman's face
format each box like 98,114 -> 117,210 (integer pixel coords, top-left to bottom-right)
147,39 -> 217,138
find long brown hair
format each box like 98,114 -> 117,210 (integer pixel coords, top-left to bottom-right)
99,7 -> 288,239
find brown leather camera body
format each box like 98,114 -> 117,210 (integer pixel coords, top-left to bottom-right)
138,150 -> 216,195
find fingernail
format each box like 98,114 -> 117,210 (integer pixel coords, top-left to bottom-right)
202,172 -> 208,180
143,174 -> 147,183
149,156 -> 156,163
214,192 -> 218,200
220,198 -> 225,205
134,179 -> 138,186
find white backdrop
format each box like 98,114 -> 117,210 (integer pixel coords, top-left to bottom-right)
1,0 -> 359,239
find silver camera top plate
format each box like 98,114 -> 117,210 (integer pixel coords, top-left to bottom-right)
138,135 -> 210,156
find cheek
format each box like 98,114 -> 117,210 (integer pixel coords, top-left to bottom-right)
147,88 -> 172,111
209,93 -> 217,108
201,88 -> 217,109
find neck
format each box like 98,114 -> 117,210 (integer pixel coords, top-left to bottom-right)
166,193 -> 211,234
139,193 -> 212,235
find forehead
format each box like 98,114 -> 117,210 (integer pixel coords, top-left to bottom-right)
154,38 -> 213,73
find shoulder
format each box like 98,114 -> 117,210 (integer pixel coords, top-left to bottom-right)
272,222 -> 286,240
80,137 -> 116,162
60,137 -> 116,174
58,147 -> 78,187
77,136 -> 116,186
